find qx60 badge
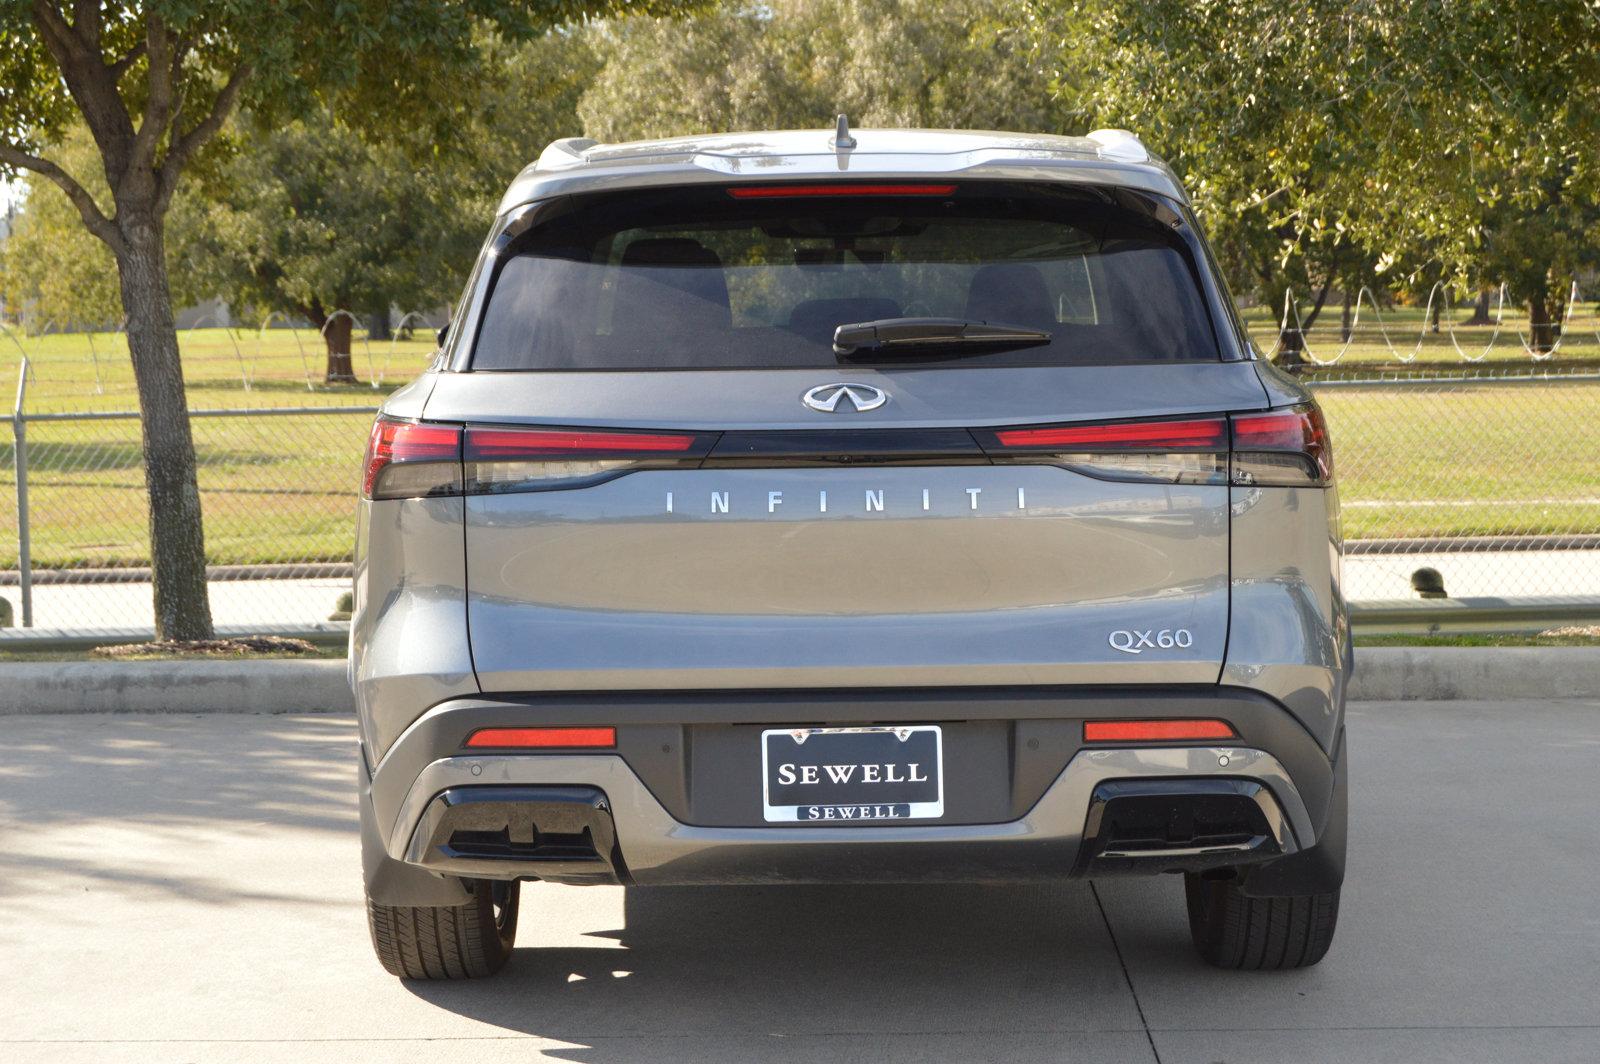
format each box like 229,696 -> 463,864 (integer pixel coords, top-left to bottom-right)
803,382 -> 887,413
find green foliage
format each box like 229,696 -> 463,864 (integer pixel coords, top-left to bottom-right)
1030,0 -> 1600,324
578,0 -> 1066,141
1,127 -> 120,327
175,113 -> 480,328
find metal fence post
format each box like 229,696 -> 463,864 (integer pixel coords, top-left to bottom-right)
12,358 -> 32,627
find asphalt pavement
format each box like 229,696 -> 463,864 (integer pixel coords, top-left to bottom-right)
2,699 -> 1598,1063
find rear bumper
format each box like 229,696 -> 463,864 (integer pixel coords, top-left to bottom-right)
389,745 -> 1307,885
362,686 -> 1343,892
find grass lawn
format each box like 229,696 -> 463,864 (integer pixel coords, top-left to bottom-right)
2,321 -> 1598,569
3,323 -> 437,413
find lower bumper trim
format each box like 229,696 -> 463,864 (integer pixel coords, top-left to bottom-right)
390,746 -> 1311,886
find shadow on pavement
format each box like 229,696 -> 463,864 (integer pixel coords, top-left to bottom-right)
406,881 -> 1160,1063
0,713 -> 355,904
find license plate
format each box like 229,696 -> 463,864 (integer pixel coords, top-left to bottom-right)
761,725 -> 943,823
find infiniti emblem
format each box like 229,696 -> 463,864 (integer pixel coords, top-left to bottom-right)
802,382 -> 887,413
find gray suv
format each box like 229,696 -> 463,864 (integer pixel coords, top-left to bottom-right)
352,124 -> 1349,979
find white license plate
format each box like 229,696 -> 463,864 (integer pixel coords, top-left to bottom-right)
761,725 -> 944,823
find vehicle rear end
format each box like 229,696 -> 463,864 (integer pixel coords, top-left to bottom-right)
352,140 -> 1349,978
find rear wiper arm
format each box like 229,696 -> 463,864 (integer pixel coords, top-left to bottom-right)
833,317 -> 1052,360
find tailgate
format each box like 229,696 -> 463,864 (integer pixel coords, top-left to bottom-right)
438,365 -> 1266,693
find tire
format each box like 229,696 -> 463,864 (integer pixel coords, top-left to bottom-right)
1184,874 -> 1339,970
366,879 -> 520,979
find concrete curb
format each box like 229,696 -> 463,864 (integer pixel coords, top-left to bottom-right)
1345,647 -> 1600,702
0,660 -> 354,716
0,649 -> 1597,716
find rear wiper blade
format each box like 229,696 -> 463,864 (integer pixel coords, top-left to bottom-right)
833,317 -> 1052,360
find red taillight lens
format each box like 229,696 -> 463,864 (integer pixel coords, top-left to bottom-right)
461,426 -> 707,494
727,183 -> 957,199
464,428 -> 697,460
363,419 -> 462,499
464,726 -> 616,749
1083,719 -> 1237,743
985,417 -> 1228,485
995,418 -> 1227,451
1230,404 -> 1332,486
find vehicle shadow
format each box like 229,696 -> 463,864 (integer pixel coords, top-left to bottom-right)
405,880 -> 1157,1063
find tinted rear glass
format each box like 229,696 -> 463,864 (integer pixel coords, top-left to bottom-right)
471,184 -> 1222,370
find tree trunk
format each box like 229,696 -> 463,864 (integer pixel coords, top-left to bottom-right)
368,302 -> 392,341
1340,290 -> 1353,342
1528,285 -> 1557,354
1277,278 -> 1331,368
324,313 -> 357,383
115,215 -> 215,641
1465,287 -> 1493,326
1429,293 -> 1442,334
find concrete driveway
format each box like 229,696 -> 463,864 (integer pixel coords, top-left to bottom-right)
1,699 -> 1597,1063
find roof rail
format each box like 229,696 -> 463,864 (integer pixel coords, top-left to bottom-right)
536,137 -> 599,170
1086,128 -> 1149,163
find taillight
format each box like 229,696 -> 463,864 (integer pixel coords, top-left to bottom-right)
727,183 -> 957,198
1084,719 -> 1238,743
1230,404 -> 1333,487
981,404 -> 1333,488
363,418 -> 462,500
982,416 -> 1229,485
463,426 -> 711,493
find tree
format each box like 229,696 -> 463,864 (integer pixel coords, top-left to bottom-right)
1029,0 -> 1600,358
178,114 -> 480,382
0,1 -> 693,639
176,27 -> 603,382
578,0 -> 1068,141
0,121 -> 208,330
1031,0 -> 1474,360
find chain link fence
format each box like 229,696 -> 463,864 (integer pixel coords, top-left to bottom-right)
1307,368 -> 1600,604
2,392 -> 376,635
3,362 -> 1599,638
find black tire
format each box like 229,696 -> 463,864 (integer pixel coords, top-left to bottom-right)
1184,874 -> 1339,970
366,879 -> 520,979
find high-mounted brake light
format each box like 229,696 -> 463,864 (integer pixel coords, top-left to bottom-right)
363,419 -> 462,500
727,183 -> 957,199
1084,719 -> 1238,743
995,418 -> 1226,451
465,428 -> 697,459
464,726 -> 617,749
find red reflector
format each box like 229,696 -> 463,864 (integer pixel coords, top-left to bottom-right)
995,418 -> 1226,450
465,428 -> 696,459
727,183 -> 957,199
364,420 -> 461,496
1084,719 -> 1237,743
464,727 -> 617,749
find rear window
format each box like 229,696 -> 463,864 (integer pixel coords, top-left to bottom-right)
470,183 -> 1222,370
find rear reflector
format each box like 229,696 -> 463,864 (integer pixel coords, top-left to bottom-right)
465,427 -> 697,459
464,726 -> 617,749
363,419 -> 462,499
995,418 -> 1227,451
1083,719 -> 1238,743
728,183 -> 957,199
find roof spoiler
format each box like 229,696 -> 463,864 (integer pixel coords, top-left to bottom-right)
536,137 -> 599,170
